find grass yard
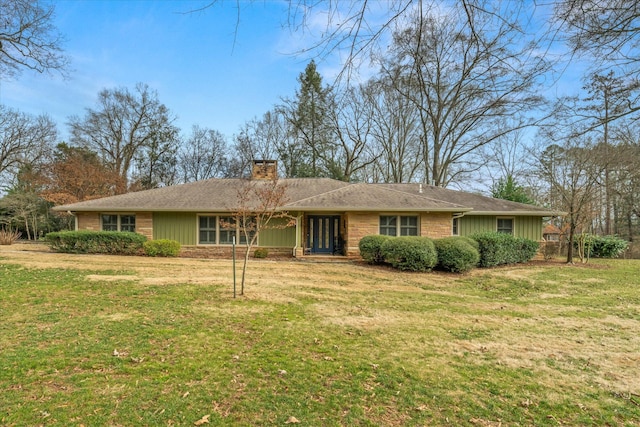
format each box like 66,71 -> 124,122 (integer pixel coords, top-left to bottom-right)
1,244 -> 639,426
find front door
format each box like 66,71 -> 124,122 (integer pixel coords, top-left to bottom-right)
308,215 -> 340,254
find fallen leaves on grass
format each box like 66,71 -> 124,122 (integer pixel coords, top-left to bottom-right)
194,414 -> 210,425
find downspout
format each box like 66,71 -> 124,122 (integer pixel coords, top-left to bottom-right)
292,214 -> 301,257
67,211 -> 78,231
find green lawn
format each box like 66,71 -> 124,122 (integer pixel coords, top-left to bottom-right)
1,251 -> 639,426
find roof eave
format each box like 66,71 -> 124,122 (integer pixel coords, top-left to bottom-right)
466,210 -> 564,216
57,206 -> 475,213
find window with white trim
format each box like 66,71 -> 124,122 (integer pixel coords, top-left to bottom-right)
497,217 -> 514,235
452,217 -> 459,236
101,214 -> 136,232
379,215 -> 418,236
198,215 -> 257,245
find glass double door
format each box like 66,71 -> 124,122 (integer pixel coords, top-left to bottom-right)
307,215 -> 340,254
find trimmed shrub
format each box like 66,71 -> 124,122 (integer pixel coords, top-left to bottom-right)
359,235 -> 392,264
253,248 -> 269,258
514,237 -> 540,263
457,236 -> 480,251
576,234 -> 629,259
45,231 -> 147,255
380,236 -> 438,272
434,237 -> 480,273
471,231 -> 539,267
144,239 -> 181,257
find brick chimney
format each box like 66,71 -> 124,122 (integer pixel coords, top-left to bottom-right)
251,160 -> 278,180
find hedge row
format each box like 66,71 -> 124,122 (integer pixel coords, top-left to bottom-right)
359,233 -> 539,273
45,231 -> 181,257
470,231 -> 539,268
45,231 -> 147,255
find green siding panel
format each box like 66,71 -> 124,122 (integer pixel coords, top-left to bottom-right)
459,216 -> 495,236
153,212 -> 197,245
259,218 -> 296,247
460,215 -> 542,240
515,216 -> 543,240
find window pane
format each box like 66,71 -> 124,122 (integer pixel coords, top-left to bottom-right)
239,216 -> 256,245
120,215 -> 136,232
199,216 -> 217,244
452,218 -> 459,236
497,218 -> 513,234
379,216 -> 397,236
219,216 -> 235,244
400,216 -> 418,236
101,214 -> 118,231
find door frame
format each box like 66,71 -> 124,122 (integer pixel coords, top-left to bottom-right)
307,215 -> 341,254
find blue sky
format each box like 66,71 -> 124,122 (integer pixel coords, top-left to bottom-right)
1,0 -> 586,146
1,0 -> 331,141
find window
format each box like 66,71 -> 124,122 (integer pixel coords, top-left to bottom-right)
199,216 -> 217,244
497,218 -> 514,235
238,216 -> 256,244
101,214 -> 135,232
198,215 -> 257,245
380,215 -> 418,236
400,216 -> 418,236
101,214 -> 118,231
452,217 -> 459,236
218,216 -> 235,244
120,215 -> 136,232
379,216 -> 397,236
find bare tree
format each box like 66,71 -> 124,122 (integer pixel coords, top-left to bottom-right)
132,128 -> 179,190
68,83 -> 179,192
0,105 -> 56,187
179,125 -> 229,182
232,109 -> 307,179
0,0 -> 70,79
366,77 -> 422,183
325,85 -> 378,181
229,178 -> 294,295
538,140 -> 601,263
555,0 -> 640,72
538,97 -> 605,263
381,2 -> 550,187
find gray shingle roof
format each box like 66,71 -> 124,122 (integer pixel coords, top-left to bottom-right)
380,183 -> 556,215
284,183 -> 469,212
53,178 -> 556,216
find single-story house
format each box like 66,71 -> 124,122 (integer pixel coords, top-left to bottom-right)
53,160 -> 560,258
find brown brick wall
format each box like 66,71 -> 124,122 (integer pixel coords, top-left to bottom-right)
180,246 -> 294,258
345,212 -> 379,256
76,213 -> 100,231
251,160 -> 277,180
420,212 -> 453,239
136,212 -> 153,240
